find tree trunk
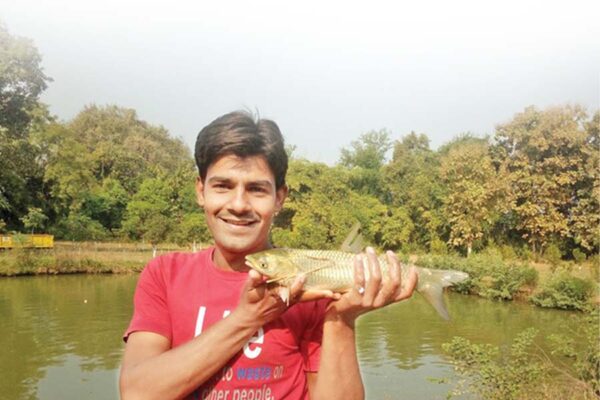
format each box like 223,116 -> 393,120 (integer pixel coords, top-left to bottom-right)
467,241 -> 472,257
152,245 -> 157,258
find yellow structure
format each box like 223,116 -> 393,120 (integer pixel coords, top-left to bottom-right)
0,234 -> 54,249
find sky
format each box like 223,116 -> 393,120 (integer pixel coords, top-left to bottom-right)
3,0 -> 599,164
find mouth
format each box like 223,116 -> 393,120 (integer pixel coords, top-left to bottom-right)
219,217 -> 258,227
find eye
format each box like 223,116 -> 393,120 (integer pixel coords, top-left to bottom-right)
260,262 -> 268,269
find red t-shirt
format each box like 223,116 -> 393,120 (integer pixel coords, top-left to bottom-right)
124,248 -> 328,400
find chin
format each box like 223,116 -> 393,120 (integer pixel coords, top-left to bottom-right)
216,236 -> 268,256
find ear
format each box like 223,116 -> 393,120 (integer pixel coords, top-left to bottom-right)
195,177 -> 205,207
274,184 -> 288,213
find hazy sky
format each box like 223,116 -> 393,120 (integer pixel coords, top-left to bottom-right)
3,0 -> 599,163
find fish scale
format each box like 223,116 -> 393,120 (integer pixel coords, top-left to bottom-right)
246,248 -> 469,320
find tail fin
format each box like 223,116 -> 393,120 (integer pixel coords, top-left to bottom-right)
415,268 -> 469,320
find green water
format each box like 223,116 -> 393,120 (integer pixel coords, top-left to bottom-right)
0,274 -> 576,400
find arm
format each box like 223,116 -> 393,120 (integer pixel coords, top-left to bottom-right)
310,248 -> 418,400
120,270 -> 304,400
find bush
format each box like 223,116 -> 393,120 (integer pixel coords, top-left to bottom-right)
501,245 -> 518,260
442,317 -> 600,400
416,253 -> 537,300
572,248 -> 587,264
429,237 -> 447,255
442,329 -> 545,400
544,243 -> 563,266
530,269 -> 595,311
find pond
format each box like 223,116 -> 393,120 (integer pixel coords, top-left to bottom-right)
0,274 -> 577,399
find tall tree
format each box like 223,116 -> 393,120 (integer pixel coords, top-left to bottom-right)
441,140 -> 500,256
494,105 -> 591,254
340,129 -> 392,170
0,25 -> 52,230
569,111 -> 600,253
383,132 -> 445,249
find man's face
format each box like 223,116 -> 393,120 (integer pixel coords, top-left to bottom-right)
196,154 -> 287,258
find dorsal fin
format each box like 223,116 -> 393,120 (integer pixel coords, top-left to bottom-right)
340,222 -> 364,254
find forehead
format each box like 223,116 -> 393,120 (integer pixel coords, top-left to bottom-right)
206,155 -> 275,183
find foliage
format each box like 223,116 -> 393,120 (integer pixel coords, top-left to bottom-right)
19,207 -> 47,233
442,328 -> 546,400
417,253 -> 538,300
0,24 -> 51,138
530,269 -> 595,311
544,243 -> 563,266
443,320 -> 600,400
339,129 -> 392,170
572,248 -> 587,263
53,212 -> 109,241
440,139 -> 500,256
494,105 -> 594,254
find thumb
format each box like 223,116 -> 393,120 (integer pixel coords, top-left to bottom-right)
243,269 -> 267,302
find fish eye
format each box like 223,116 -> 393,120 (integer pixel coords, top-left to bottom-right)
260,262 -> 267,269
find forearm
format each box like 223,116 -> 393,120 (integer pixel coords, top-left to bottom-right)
312,312 -> 364,400
120,310 -> 258,400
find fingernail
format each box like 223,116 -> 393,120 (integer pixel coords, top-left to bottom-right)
366,246 -> 375,254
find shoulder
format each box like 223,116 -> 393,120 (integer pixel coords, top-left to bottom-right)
140,247 -> 213,282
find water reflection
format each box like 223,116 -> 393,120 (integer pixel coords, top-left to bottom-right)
0,275 -> 580,400
0,275 -> 136,399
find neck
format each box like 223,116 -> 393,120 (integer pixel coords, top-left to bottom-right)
213,243 -> 273,272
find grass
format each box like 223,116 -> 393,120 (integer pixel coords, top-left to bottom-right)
0,241 -> 209,276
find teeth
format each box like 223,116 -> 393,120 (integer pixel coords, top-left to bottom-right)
223,219 -> 253,226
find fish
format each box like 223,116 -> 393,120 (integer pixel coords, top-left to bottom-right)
245,248 -> 469,320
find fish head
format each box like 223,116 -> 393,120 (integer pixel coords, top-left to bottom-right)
245,249 -> 298,279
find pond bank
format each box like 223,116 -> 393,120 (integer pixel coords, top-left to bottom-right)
1,243 -> 597,313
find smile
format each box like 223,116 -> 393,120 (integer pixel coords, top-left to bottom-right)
220,217 -> 257,227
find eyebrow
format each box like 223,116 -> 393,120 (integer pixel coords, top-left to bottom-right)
207,176 -> 273,187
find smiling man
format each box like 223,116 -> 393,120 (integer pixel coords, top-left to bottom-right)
119,111 -> 417,400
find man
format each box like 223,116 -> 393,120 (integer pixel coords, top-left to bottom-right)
120,111 -> 418,400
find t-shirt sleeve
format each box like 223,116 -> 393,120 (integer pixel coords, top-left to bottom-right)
299,299 -> 331,372
123,257 -> 172,342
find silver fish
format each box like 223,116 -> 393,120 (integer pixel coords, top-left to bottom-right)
245,248 -> 469,320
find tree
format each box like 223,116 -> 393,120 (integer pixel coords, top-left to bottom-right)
383,132 -> 445,248
340,129 -> 392,170
569,111 -> 600,253
0,24 -> 51,139
494,105 -> 591,254
0,25 -> 52,230
441,140 -> 499,256
20,207 -> 47,233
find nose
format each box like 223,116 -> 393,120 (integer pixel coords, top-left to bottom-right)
227,186 -> 252,215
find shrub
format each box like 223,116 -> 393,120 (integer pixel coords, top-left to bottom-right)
530,269 -> 595,311
442,328 -> 546,400
429,237 -> 447,255
416,253 -> 537,300
442,316 -> 600,400
572,248 -> 587,264
544,243 -> 563,266
501,245 -> 518,260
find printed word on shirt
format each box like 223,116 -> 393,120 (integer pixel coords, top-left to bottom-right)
195,306 -> 264,359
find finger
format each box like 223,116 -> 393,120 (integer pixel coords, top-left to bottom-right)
353,254 -> 366,294
395,266 -> 418,301
373,251 -> 401,307
363,247 -> 382,305
298,289 -> 341,302
289,274 -> 306,299
247,269 -> 266,288
244,270 -> 267,302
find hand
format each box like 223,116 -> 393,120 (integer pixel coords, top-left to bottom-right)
232,270 -> 307,328
326,247 -> 418,326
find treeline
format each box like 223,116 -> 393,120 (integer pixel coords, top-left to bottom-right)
1,25 -> 599,260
